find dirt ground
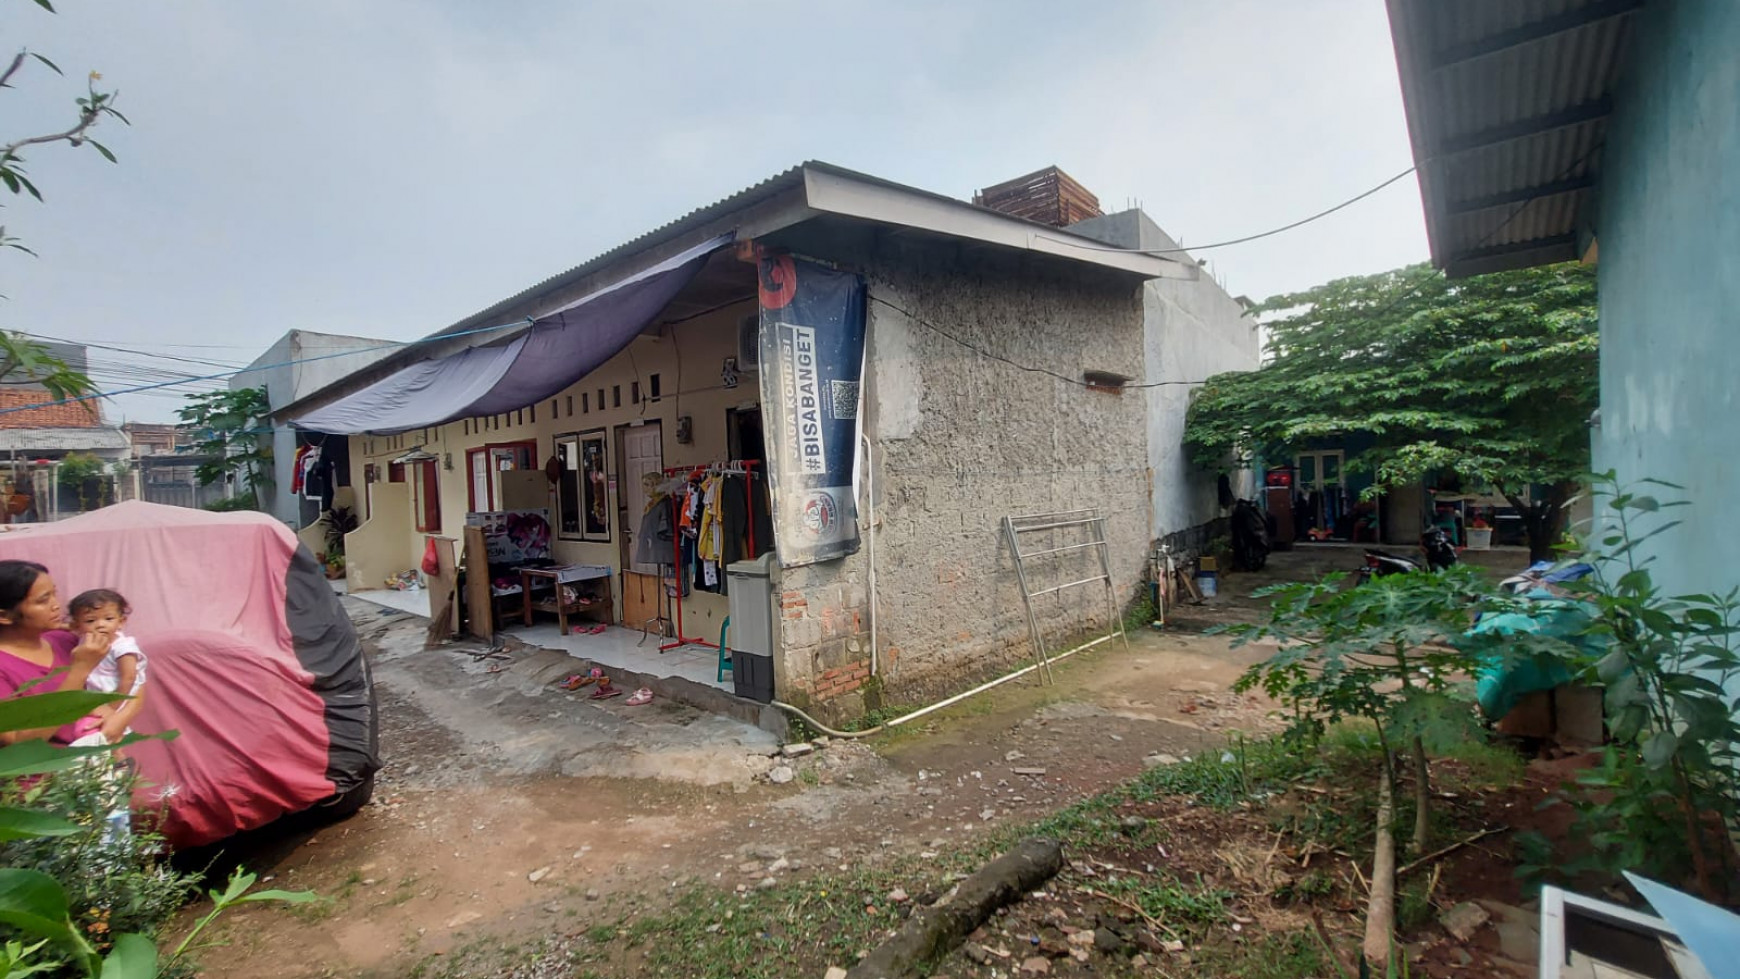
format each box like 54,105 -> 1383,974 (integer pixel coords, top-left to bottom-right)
185,590 -> 1285,978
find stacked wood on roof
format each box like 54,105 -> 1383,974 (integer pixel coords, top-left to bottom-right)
973,166 -> 1103,227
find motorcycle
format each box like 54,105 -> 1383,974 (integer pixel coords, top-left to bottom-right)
1231,498 -> 1270,572
1355,527 -> 1458,583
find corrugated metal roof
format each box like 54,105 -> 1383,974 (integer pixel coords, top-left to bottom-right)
279,160 -> 1176,418
428,166 -> 808,347
0,427 -> 130,452
1388,0 -> 1638,276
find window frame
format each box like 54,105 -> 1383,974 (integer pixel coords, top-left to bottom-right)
553,429 -> 611,542
464,439 -> 538,513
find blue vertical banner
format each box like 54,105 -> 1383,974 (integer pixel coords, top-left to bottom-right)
757,253 -> 866,568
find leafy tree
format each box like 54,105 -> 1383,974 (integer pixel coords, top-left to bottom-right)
176,387 -> 272,504
1184,262 -> 1597,561
1224,566 -> 1503,962
53,451 -> 108,511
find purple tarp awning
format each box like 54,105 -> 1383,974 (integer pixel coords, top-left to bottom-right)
291,234 -> 733,435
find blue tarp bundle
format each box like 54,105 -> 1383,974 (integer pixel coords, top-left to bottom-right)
1468,562 -> 1602,718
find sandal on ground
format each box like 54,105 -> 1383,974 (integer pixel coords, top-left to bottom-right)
590,683 -> 622,700
625,688 -> 653,706
558,674 -> 585,690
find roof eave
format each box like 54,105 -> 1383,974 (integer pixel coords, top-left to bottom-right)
275,176 -> 818,421
799,163 -> 1189,280
278,161 -> 1187,421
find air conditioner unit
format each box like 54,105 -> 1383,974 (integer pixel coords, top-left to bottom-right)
737,314 -> 760,372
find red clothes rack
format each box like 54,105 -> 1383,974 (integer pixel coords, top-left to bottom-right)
659,460 -> 759,654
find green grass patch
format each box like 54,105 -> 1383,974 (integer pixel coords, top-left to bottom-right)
1439,735 -> 1527,788
1195,931 -> 1336,979
618,863 -> 945,979
1131,735 -> 1325,809
1096,871 -> 1234,926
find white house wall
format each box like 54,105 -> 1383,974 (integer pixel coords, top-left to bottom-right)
238,331 -> 395,527
1067,210 -> 1261,541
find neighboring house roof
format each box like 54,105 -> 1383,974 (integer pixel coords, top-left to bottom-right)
1386,0 -> 1640,277
0,388 -> 103,429
277,160 -> 1190,421
0,427 -> 130,453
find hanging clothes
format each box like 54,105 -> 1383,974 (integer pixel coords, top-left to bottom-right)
749,470 -> 774,559
290,445 -> 312,495
722,474 -> 749,568
691,475 -> 724,593
303,450 -> 333,510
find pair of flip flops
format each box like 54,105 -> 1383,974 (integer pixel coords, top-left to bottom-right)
558,667 -> 605,691
588,682 -> 652,705
570,623 -> 607,636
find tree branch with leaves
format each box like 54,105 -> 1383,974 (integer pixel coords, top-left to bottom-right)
0,0 -> 122,405
1,0 -> 129,261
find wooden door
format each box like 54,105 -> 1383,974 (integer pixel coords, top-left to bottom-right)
618,422 -> 663,575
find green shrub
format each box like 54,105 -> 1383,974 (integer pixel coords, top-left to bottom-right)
0,689 -> 316,977
1512,476 -> 1740,903
202,491 -> 257,512
1,760 -> 196,963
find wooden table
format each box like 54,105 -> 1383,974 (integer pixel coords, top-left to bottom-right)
519,564 -> 613,634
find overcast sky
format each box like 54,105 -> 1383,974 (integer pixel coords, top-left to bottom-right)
2,0 -> 1426,422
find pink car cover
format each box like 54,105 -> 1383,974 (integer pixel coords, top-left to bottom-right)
0,501 -> 378,848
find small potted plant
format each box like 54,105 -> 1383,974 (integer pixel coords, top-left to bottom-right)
322,506 -> 358,579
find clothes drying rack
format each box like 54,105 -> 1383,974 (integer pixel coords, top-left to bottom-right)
659,460 -> 759,654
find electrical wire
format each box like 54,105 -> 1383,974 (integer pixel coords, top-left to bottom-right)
868,295 -> 1208,389
8,151 -> 1581,419
1037,166 -> 1418,257
0,317 -> 533,418
19,331 -> 247,371
1308,139 -> 1609,329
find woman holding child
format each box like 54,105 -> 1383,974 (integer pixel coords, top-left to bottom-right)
0,559 -> 146,745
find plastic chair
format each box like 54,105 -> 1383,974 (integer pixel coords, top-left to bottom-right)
718,616 -> 733,683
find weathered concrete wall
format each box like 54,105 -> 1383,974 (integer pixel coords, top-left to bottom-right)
774,238 -> 1150,714
1067,210 -> 1261,542
1592,0 -> 1740,607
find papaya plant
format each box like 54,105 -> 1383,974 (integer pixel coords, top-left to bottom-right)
1223,564 -> 1495,854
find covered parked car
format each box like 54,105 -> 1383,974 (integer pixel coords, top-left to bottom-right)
0,501 -> 379,848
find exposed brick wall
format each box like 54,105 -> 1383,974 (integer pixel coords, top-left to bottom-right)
771,237 -> 1149,721
0,389 -> 101,429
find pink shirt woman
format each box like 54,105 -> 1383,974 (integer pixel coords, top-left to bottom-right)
0,560 -> 111,745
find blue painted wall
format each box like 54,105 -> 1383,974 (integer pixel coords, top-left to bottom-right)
1593,0 -> 1740,601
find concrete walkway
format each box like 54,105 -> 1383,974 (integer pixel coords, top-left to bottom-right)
347,597 -> 781,786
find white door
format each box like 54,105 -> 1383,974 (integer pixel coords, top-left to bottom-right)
620,423 -> 663,574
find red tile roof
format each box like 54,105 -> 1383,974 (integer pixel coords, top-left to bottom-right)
0,388 -> 102,429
